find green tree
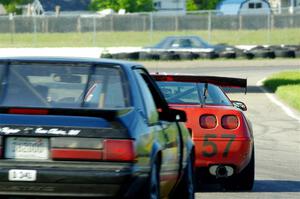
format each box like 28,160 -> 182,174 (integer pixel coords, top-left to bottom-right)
89,0 -> 153,12
0,0 -> 32,13
118,0 -> 137,12
89,0 -> 119,11
135,0 -> 153,12
194,0 -> 221,10
186,0 -> 198,11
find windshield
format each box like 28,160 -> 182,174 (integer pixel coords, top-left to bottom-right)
0,62 -> 130,109
153,36 -> 211,49
157,81 -> 232,106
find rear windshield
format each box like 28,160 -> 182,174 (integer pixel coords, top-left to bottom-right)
157,81 -> 232,106
0,62 -> 130,109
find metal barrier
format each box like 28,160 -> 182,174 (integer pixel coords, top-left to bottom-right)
0,7 -> 299,47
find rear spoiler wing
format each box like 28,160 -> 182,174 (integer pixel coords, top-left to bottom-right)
152,74 -> 247,89
0,107 -> 133,121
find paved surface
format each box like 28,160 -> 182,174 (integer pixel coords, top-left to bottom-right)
2,59 -> 300,199
148,62 -> 300,199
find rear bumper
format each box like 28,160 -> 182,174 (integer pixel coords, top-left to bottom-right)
0,160 -> 147,198
194,137 -> 253,173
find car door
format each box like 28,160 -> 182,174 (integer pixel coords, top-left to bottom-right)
133,68 -> 181,197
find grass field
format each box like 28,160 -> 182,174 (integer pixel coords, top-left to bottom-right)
264,71 -> 300,112
0,28 -> 299,48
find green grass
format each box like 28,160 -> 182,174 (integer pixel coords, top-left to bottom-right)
264,71 -> 300,112
0,28 -> 299,48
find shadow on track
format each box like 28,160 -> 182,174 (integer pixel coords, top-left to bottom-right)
253,180 -> 300,192
197,180 -> 300,193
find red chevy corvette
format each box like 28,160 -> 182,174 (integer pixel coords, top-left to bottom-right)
152,74 -> 255,191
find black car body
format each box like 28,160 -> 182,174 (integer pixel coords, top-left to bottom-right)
0,57 -> 194,198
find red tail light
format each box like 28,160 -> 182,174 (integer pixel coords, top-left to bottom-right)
9,108 -> 49,115
51,138 -> 135,162
221,115 -> 239,129
200,114 -> 217,129
103,140 -> 136,162
51,149 -> 102,160
51,137 -> 103,161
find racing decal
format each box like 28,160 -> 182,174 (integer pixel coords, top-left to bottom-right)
0,126 -> 80,136
202,134 -> 217,158
202,134 -> 236,158
0,125 -> 126,138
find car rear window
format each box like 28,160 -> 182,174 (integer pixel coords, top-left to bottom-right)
0,62 -> 130,109
157,81 -> 232,106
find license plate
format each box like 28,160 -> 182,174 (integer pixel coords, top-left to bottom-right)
8,169 -> 37,181
5,137 -> 49,160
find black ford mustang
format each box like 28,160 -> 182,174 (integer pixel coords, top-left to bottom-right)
0,57 -> 194,199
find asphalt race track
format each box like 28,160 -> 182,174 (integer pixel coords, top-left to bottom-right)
2,60 -> 300,199
149,62 -> 300,199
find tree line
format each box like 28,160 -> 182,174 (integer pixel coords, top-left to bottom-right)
0,0 -> 222,14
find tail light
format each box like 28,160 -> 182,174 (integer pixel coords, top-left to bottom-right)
8,108 -> 49,115
103,140 -> 135,162
221,115 -> 239,129
200,114 -> 217,129
51,137 -> 136,162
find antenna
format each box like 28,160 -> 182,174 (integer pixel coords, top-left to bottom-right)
203,82 -> 208,106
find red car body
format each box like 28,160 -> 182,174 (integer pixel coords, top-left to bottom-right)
153,74 -> 255,190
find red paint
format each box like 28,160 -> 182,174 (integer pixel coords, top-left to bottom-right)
9,108 -> 49,115
51,149 -> 103,160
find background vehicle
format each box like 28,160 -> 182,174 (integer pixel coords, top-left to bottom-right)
153,74 -> 255,191
145,36 -> 233,52
0,57 -> 194,199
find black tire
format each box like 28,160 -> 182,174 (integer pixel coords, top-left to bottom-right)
178,52 -> 195,60
224,148 -> 255,191
100,53 -> 112,59
241,52 -> 255,59
113,52 -> 140,60
199,51 -> 218,59
111,52 -> 128,59
127,52 -> 140,60
139,52 -> 154,60
159,52 -> 179,61
252,50 -> 275,59
294,50 -> 300,58
274,49 -> 295,58
170,156 -> 195,199
219,51 -> 236,59
251,45 -> 266,51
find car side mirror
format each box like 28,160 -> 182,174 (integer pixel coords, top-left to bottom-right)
169,108 -> 187,122
231,100 -> 247,111
159,108 -> 187,122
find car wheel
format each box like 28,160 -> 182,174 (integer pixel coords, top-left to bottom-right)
170,155 -> 195,199
294,50 -> 300,58
224,148 -> 255,191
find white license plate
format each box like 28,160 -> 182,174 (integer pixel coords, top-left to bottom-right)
5,137 -> 49,160
8,169 -> 37,181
